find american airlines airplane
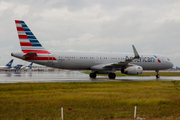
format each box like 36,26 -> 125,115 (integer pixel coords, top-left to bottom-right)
11,20 -> 174,79
0,59 -> 14,71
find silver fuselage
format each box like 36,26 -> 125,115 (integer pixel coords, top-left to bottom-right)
11,51 -> 174,71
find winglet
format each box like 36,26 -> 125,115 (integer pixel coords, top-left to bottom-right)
132,45 -> 140,58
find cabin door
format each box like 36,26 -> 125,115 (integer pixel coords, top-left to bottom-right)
95,55 -> 100,63
48,54 -> 54,66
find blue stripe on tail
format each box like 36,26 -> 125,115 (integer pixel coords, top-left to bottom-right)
6,59 -> 14,67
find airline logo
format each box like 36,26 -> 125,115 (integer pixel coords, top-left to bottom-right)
154,55 -> 161,63
127,56 -> 156,62
157,59 -> 161,63
6,59 -> 14,67
126,55 -> 161,63
14,65 -> 23,69
7,63 -> 12,65
15,20 -> 49,54
15,20 -> 56,61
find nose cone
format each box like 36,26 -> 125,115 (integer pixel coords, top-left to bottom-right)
171,62 -> 174,68
169,62 -> 174,68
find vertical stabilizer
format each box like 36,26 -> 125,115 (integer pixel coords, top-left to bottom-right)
14,64 -> 23,70
6,59 -> 14,67
28,62 -> 33,68
15,20 -> 50,54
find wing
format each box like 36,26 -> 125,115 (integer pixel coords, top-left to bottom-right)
105,45 -> 140,69
90,45 -> 140,70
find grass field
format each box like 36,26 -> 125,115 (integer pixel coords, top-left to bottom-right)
1,81 -> 180,120
82,71 -> 180,77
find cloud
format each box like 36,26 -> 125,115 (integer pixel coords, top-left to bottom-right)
0,0 -> 180,67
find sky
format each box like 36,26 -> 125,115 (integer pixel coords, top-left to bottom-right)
0,0 -> 180,68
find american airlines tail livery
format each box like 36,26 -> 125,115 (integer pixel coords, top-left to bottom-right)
11,20 -> 174,79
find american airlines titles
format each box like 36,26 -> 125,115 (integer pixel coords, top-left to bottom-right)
126,56 -> 156,63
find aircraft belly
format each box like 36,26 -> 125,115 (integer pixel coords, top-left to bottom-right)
59,60 -> 91,69
134,62 -> 158,70
135,62 -> 170,70
61,62 -> 81,69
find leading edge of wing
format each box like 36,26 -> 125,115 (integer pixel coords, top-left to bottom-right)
104,45 -> 140,68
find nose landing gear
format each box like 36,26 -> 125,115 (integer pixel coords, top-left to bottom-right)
155,70 -> 160,79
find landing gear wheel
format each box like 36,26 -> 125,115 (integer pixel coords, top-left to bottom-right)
89,72 -> 97,78
155,70 -> 160,79
156,74 -> 160,79
108,73 -> 116,79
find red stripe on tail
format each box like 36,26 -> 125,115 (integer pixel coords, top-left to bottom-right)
17,27 -> 24,31
18,35 -> 28,39
20,42 -> 32,46
15,20 -> 20,23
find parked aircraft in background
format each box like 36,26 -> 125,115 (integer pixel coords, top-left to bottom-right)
21,62 -> 33,70
10,64 -> 23,71
11,20 -> 174,79
0,59 -> 14,71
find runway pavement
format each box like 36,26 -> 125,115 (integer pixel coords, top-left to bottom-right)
0,70 -> 180,83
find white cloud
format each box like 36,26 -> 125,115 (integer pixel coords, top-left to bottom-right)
0,1 -> 13,15
0,0 -> 180,67
13,4 -> 30,18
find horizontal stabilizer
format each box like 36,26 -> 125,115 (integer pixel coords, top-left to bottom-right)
23,52 -> 37,57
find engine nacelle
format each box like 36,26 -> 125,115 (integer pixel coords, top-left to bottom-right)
122,66 -> 143,75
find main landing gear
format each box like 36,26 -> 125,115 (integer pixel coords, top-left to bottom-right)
108,73 -> 116,79
155,70 -> 160,79
89,72 -> 97,78
89,72 -> 116,79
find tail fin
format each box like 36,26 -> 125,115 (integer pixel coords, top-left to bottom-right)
6,59 -> 14,67
14,64 -> 23,70
28,62 -> 33,68
15,20 -> 50,54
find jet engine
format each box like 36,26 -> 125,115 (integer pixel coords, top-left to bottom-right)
121,66 -> 143,75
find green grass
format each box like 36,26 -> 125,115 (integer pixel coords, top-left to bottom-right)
1,81 -> 180,120
82,71 -> 180,76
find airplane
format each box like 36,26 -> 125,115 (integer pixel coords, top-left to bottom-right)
11,20 -> 174,79
10,64 -> 23,70
0,59 -> 14,71
21,62 -> 33,70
